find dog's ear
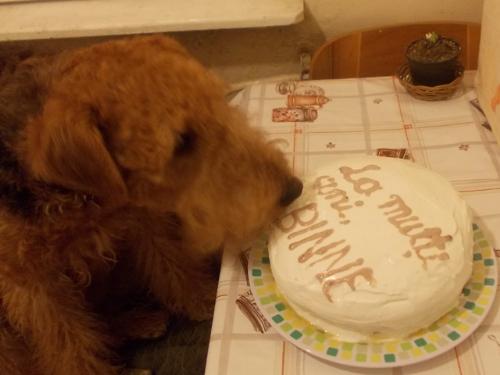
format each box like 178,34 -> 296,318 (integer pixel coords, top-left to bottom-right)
24,97 -> 128,207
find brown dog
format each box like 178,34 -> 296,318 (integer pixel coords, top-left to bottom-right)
0,35 -> 302,375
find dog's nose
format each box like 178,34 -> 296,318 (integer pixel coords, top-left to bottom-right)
280,177 -> 303,206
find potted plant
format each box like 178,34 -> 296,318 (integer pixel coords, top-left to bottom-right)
406,32 -> 461,86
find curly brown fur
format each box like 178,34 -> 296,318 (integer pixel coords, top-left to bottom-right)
0,35 -> 301,374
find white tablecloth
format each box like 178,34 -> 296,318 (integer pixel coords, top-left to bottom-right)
205,72 -> 500,375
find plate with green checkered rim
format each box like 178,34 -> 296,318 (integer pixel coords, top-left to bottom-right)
248,224 -> 497,368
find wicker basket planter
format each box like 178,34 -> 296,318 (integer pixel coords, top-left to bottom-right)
397,63 -> 464,101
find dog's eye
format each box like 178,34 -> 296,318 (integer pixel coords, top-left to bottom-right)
174,129 -> 197,156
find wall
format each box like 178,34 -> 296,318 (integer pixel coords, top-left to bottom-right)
173,0 -> 484,85
1,0 -> 484,86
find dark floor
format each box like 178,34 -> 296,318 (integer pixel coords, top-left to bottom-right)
124,317 -> 213,375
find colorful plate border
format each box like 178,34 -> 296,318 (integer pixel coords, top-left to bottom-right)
248,224 -> 497,368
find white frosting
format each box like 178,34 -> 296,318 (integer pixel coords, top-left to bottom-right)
269,156 -> 473,342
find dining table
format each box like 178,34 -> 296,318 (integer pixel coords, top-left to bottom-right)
204,71 -> 500,375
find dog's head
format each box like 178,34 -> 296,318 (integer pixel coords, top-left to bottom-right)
21,36 -> 302,253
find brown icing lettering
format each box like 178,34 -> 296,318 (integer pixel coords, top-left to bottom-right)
308,241 -> 349,267
399,222 -> 425,236
276,203 -> 318,233
418,251 -> 451,269
321,268 -> 376,302
278,199 -> 375,301
313,246 -> 376,302
410,228 -> 452,252
313,176 -> 339,195
288,220 -> 328,239
309,241 -> 376,302
378,194 -> 452,268
316,255 -> 362,281
291,228 -> 334,253
411,229 -> 452,269
297,233 -> 342,263
438,253 -> 450,260
313,174 -> 368,224
282,162 -> 455,302
379,195 -> 424,235
325,189 -> 352,218
313,175 -> 354,219
379,194 -> 411,219
339,164 -> 382,196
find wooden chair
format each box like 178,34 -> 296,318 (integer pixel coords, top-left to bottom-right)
310,22 -> 481,80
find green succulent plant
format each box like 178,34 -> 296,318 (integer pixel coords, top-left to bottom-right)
407,32 -> 460,63
424,31 -> 440,46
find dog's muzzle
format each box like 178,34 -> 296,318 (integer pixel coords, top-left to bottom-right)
279,177 -> 303,206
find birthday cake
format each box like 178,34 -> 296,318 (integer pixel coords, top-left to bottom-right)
269,156 -> 473,342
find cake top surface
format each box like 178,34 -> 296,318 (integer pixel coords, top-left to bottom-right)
269,155 -> 473,341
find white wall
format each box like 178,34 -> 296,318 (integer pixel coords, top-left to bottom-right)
1,0 -> 484,85
307,0 -> 483,37
173,0 -> 484,85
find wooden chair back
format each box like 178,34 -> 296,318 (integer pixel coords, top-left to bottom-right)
310,22 -> 481,79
